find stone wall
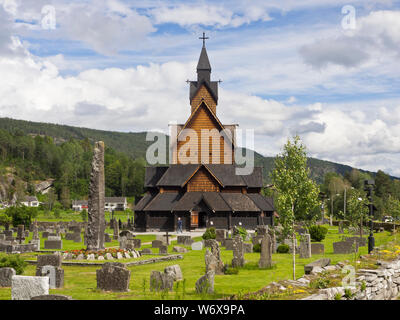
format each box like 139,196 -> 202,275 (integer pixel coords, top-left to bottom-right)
303,258 -> 400,300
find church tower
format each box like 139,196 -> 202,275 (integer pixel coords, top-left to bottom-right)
134,33 -> 275,232
171,33 -> 236,165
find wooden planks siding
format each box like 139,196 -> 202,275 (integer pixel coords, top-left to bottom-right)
191,85 -> 217,114
187,167 -> 220,192
177,104 -> 234,164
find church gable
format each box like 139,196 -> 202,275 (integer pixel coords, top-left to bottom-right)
191,84 -> 217,114
186,166 -> 220,192
177,101 -> 233,164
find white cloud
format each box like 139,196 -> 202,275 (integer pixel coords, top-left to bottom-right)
150,3 -> 272,28
299,10 -> 400,69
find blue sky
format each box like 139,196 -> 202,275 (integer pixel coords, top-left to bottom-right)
1,0 -> 400,176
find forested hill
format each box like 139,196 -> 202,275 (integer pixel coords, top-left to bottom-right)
0,117 -> 389,186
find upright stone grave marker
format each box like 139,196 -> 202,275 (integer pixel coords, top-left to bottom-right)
86,141 -> 106,251
231,236 -> 245,268
205,240 -> 224,275
96,262 -> 130,292
299,234 -> 312,259
259,235 -> 272,268
11,276 -> 49,300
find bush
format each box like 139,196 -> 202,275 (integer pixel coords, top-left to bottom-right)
202,228 -> 216,240
309,225 -> 328,242
234,226 -> 248,241
5,206 -> 38,229
0,254 -> 27,275
253,243 -> 261,253
80,209 -> 88,222
224,267 -> 239,275
277,244 -> 290,253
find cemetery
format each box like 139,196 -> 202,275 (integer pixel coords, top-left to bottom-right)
1,221 -> 400,300
1,22 -> 400,304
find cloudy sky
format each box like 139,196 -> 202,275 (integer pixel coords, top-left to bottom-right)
0,0 -> 400,176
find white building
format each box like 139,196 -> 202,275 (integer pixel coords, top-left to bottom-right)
21,196 -> 39,207
72,197 -> 127,212
72,200 -> 88,211
105,197 -> 127,212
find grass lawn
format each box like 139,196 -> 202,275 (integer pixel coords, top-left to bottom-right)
0,225 -> 398,300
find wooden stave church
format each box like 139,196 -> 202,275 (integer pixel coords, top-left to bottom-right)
134,36 -> 275,231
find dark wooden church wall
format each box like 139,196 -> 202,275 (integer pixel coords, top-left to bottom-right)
231,213 -> 259,229
133,212 -> 146,231
147,212 -> 174,231
209,212 -> 229,229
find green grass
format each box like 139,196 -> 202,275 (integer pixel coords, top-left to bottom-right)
0,225 -> 396,300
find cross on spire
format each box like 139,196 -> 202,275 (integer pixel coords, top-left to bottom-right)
199,32 -> 209,47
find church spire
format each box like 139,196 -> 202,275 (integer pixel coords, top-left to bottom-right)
189,32 -> 219,110
197,32 -> 211,82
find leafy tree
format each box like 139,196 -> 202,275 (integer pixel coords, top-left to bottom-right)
5,206 -> 38,228
386,195 -> 400,220
271,135 -> 320,280
345,189 -> 369,238
0,213 -> 12,230
80,209 -> 88,222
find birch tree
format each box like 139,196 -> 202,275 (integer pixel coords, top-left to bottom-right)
271,136 -> 320,280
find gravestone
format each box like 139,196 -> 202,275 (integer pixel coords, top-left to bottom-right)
32,221 -> 39,240
119,236 -> 127,250
223,238 -> 234,250
11,276 -> 49,300
269,229 -> 277,253
243,243 -> 253,253
299,234 -> 312,259
24,230 -> 30,238
16,225 -> 25,244
141,248 -> 153,254
130,238 -> 141,248
191,241 -> 203,251
173,246 -> 188,253
284,238 -> 299,253
113,219 -> 119,240
259,235 -> 272,268
119,230 -> 135,239
152,240 -> 163,248
0,234 -> 5,241
4,230 -> 12,238
177,235 -> 193,246
31,294 -> 72,300
338,221 -> 344,234
195,271 -> 214,294
164,265 -> 183,281
345,237 -> 366,247
0,268 -> 16,287
205,240 -> 224,275
215,229 -> 227,242
44,240 -> 62,250
311,243 -> 325,255
96,262 -> 130,292
86,141 -> 106,251
232,236 -> 245,268
159,245 -> 168,255
304,258 -> 331,274
150,271 -> 174,292
48,235 -> 61,241
256,225 -> 268,236
42,231 -> 49,239
35,254 -> 64,289
104,233 -> 111,243
333,240 -> 359,254
36,254 -> 62,268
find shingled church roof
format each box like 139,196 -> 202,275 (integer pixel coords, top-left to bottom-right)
146,164 -> 263,189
